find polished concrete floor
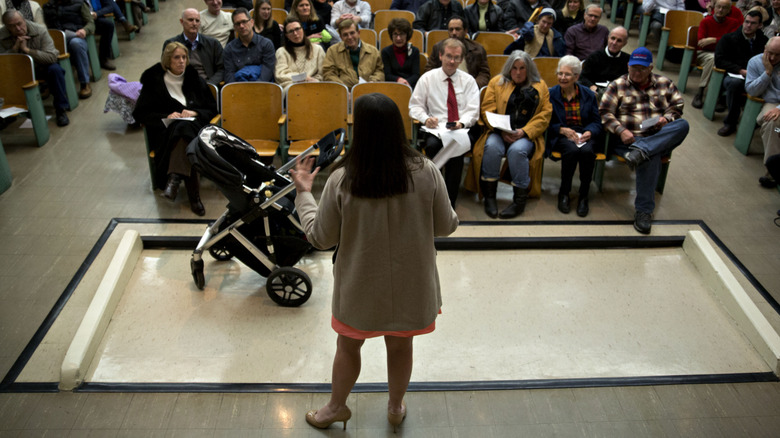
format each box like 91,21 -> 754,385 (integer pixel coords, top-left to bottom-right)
1,1 -> 780,435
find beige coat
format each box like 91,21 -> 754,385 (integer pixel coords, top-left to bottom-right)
274,44 -> 325,89
464,76 -> 552,198
322,40 -> 384,88
295,159 -> 458,331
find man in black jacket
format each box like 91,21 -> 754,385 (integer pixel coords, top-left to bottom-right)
413,0 -> 464,31
714,9 -> 768,136
164,8 -> 224,86
425,16 -> 490,88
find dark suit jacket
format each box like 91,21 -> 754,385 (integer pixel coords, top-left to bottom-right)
381,44 -> 421,88
164,33 -> 225,85
547,83 -> 602,151
426,38 -> 491,88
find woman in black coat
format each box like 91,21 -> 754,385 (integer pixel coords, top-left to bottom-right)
381,18 -> 420,88
133,41 -> 217,216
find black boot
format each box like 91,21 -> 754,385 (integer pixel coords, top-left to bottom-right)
480,179 -> 498,218
185,172 -> 205,216
499,186 -> 527,219
162,174 -> 181,201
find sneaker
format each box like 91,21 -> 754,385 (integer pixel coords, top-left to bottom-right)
55,109 -> 69,127
634,211 -> 652,234
624,146 -> 647,171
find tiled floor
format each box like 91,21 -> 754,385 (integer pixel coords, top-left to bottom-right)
1,1 -> 780,436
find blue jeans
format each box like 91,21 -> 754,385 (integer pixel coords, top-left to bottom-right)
481,133 -> 534,189
66,35 -> 90,85
632,119 -> 689,213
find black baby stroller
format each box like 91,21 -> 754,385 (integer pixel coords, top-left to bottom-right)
186,125 -> 345,306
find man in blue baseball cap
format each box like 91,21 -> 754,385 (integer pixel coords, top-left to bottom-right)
599,47 -> 690,234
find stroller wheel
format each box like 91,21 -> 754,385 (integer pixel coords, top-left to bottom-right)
266,267 -> 312,307
191,258 -> 205,290
209,246 -> 233,261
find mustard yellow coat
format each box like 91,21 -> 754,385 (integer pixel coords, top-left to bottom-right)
464,76 -> 552,198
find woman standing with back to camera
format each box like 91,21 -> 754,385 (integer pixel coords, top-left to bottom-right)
289,93 -> 458,432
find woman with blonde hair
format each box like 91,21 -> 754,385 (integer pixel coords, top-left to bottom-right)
133,41 -> 217,216
289,0 -> 332,45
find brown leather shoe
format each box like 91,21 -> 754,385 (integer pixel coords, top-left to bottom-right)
717,124 -> 736,137
122,20 -> 139,33
162,174 -> 181,201
78,84 -> 92,99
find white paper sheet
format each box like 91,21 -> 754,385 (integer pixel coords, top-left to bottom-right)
0,107 -> 27,119
485,112 -> 516,133
421,123 -> 471,169
291,72 -> 307,83
727,73 -> 745,80
162,117 -> 195,128
19,115 -> 51,128
596,82 -> 609,88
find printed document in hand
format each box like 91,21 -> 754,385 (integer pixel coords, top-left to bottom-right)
727,72 -> 745,80
485,112 -> 516,133
421,122 -> 471,169
291,72 -> 307,83
162,117 -> 196,128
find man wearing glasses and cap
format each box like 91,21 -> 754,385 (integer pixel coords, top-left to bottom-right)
599,47 -> 689,235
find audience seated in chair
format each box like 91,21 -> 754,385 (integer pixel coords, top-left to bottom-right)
200,0 -> 233,47
223,7 -> 276,83
464,0 -> 517,36
638,0 -> 685,43
410,38 -> 480,208
564,4 -> 608,60
691,0 -> 741,109
289,0 -> 332,46
745,36 -> 780,189
553,0 -> 583,35
579,26 -> 629,94
254,0 -> 283,50
599,47 -> 689,235
713,8 -> 767,136
503,8 -> 565,58
42,0 -> 97,99
322,19 -> 383,87
427,16 -> 490,88
464,50 -> 552,218
330,0 -> 370,29
275,17 -> 325,89
164,8 -> 225,86
89,0 -> 139,36
381,17 -> 420,88
390,0 -> 426,14
132,41 -> 217,216
548,55 -> 602,217
0,9 -> 70,126
0,0 -> 45,27
413,0 -> 464,31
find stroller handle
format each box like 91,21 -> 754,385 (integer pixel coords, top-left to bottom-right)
278,128 -> 346,174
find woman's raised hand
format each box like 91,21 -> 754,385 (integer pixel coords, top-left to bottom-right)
289,155 -> 320,193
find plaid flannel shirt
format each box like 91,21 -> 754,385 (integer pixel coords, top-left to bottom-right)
598,73 -> 684,137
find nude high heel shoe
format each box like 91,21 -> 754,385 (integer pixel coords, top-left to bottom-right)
387,400 -> 406,432
305,406 -> 351,430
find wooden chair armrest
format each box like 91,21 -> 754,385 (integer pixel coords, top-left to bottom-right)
747,95 -> 766,104
22,80 -> 39,90
277,114 -> 286,125
58,53 -> 69,61
712,67 -> 726,73
347,114 -> 353,124
210,114 -> 221,124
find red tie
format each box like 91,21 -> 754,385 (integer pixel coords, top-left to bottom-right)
447,77 -> 459,123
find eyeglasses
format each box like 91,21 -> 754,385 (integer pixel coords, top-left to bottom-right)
286,27 -> 303,34
391,32 -> 406,38
442,54 -> 462,61
556,72 -> 574,78
233,19 -> 251,27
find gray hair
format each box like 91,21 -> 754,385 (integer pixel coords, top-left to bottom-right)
557,55 -> 582,76
499,50 -> 540,86
584,4 -> 602,14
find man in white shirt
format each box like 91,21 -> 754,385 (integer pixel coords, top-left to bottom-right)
639,0 -> 685,42
200,0 -> 232,47
409,38 -> 480,207
330,0 -> 371,29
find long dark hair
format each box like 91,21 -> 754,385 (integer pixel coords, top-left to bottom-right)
253,0 -> 273,31
334,93 -> 423,198
283,17 -> 312,62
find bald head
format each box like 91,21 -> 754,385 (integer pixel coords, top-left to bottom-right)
767,36 -> 780,67
607,26 -> 628,55
180,8 -> 201,39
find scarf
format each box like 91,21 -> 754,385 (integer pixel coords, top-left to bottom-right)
525,25 -> 554,57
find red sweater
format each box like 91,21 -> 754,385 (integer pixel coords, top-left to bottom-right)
698,15 -> 741,51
